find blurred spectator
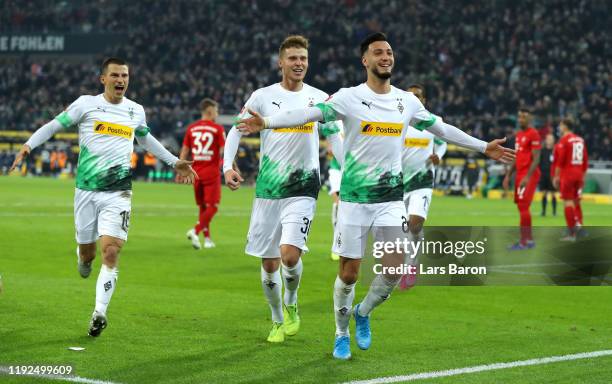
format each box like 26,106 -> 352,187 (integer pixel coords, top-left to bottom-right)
0,0 -> 609,160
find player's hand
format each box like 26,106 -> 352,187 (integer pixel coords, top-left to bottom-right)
519,177 -> 528,189
552,176 -> 560,190
484,138 -> 515,164
237,109 -> 265,135
428,154 -> 441,166
502,174 -> 510,190
174,160 -> 198,184
9,144 -> 31,173
224,169 -> 244,190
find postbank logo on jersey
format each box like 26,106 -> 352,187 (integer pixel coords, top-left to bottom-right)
93,121 -> 133,139
360,121 -> 403,137
405,138 -> 430,148
275,122 -> 314,134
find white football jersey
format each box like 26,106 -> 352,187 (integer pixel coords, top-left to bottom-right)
317,83 -> 435,203
403,125 -> 446,192
238,83 -> 339,199
55,94 -> 148,191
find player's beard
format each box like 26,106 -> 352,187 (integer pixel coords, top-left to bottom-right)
372,66 -> 392,80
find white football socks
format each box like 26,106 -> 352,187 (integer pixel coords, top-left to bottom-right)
281,258 -> 302,306
333,275 -> 355,336
357,274 -> 397,317
261,266 -> 283,323
94,265 -> 118,315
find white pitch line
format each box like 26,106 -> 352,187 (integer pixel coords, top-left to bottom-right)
340,349 -> 612,384
0,366 -> 122,384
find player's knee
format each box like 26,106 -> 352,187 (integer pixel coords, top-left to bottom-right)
408,219 -> 424,236
280,245 -> 301,267
261,258 -> 280,273
79,243 -> 96,261
102,244 -> 121,267
564,200 -> 575,207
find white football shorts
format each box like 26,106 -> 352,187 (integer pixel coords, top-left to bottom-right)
403,188 -> 433,220
245,196 -> 316,258
74,188 -> 132,244
332,200 -> 407,259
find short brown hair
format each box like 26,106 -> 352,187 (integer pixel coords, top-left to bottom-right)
279,35 -> 309,57
200,98 -> 218,112
407,83 -> 426,98
101,57 -> 128,75
560,117 -> 574,131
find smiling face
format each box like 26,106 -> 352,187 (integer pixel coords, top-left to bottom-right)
100,63 -> 129,103
279,47 -> 308,83
362,40 -> 394,80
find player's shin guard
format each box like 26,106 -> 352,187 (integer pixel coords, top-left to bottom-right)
202,205 -> 218,238
518,204 -> 532,244
281,258 -> 302,306
95,265 -> 118,315
195,205 -> 206,235
333,275 -> 355,336
574,200 -> 583,226
564,206 -> 576,233
261,266 -> 283,323
358,275 -> 397,317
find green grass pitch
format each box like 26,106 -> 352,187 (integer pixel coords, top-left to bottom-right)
1,177 -> 611,383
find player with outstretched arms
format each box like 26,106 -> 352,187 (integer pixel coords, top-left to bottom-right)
399,84 -> 447,290
223,35 -> 343,343
238,32 -> 514,359
503,108 -> 541,250
552,118 -> 588,241
10,57 -> 197,337
181,98 -> 226,250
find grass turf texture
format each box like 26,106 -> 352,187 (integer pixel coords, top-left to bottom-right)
0,177 -> 611,384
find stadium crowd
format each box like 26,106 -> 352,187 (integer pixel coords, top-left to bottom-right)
1,0 -> 609,160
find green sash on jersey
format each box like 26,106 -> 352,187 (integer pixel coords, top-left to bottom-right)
340,153 -> 403,203
255,155 -> 319,199
76,146 -> 132,191
404,169 -> 434,192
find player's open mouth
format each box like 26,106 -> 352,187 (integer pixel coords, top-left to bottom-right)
115,85 -> 125,91
292,68 -> 304,74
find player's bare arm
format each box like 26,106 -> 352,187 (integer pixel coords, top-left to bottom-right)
503,160 -> 516,190
519,148 -> 541,188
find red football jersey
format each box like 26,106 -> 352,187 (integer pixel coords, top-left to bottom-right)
553,133 -> 588,177
515,127 -> 542,175
182,119 -> 226,180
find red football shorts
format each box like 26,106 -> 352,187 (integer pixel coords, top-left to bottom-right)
194,178 -> 221,207
514,172 -> 540,205
559,175 -> 583,200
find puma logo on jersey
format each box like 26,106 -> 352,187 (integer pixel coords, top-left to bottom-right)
360,121 -> 403,137
362,101 -> 373,109
272,101 -> 282,109
93,121 -> 133,139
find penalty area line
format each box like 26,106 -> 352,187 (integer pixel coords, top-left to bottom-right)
0,366 -> 122,384
339,349 -> 612,384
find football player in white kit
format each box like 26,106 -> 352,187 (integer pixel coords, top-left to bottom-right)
238,32 -> 514,359
10,57 -> 197,337
223,36 -> 343,343
399,84 -> 447,289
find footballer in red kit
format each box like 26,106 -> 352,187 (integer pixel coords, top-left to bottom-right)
552,118 -> 588,241
181,98 -> 226,249
503,108 -> 541,250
